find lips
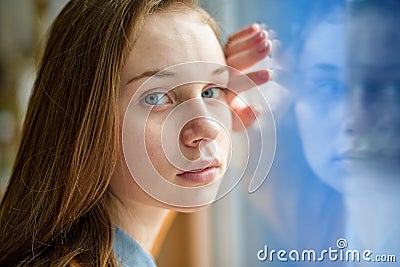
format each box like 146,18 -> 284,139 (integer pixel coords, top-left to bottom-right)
177,159 -> 220,185
334,147 -> 400,162
335,150 -> 400,162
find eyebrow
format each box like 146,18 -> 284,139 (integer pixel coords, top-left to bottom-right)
126,70 -> 174,84
212,66 -> 229,75
126,66 -> 229,85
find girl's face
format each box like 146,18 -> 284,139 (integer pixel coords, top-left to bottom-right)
295,11 -> 400,192
295,19 -> 348,191
111,11 -> 232,209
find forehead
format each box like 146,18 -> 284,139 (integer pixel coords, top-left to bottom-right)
348,12 -> 400,67
300,11 -> 400,72
124,11 -> 224,72
299,20 -> 346,71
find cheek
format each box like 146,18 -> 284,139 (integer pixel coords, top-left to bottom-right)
217,106 -> 232,152
378,99 -> 400,129
110,130 -> 155,204
216,125 -> 231,157
143,118 -> 173,175
295,101 -> 333,163
144,121 -> 162,152
209,99 -> 232,127
121,107 -> 168,177
295,100 -> 342,142
295,101 -> 321,144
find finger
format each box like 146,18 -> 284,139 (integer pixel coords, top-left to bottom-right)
225,30 -> 268,58
227,69 -> 270,98
226,40 -> 272,71
225,70 -> 270,107
232,105 -> 261,131
241,69 -> 271,87
226,23 -> 263,45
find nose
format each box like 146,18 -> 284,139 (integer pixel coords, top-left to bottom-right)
342,83 -> 378,134
180,117 -> 220,147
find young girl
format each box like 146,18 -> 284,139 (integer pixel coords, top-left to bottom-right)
0,0 -> 271,265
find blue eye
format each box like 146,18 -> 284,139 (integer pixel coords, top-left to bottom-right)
201,87 -> 225,99
311,79 -> 345,99
144,92 -> 169,105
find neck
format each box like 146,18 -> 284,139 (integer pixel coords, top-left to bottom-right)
109,194 -> 169,252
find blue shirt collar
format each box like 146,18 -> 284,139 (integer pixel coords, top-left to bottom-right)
113,226 -> 157,267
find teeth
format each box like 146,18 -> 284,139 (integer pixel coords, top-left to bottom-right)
189,169 -> 203,173
187,166 -> 214,173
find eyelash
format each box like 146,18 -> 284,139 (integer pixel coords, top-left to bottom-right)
143,85 -> 227,106
201,86 -> 227,99
143,92 -> 170,105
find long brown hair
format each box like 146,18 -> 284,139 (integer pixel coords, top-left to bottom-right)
0,0 -> 218,266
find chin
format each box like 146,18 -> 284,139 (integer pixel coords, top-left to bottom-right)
312,162 -> 348,192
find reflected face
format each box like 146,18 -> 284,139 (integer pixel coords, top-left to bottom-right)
110,11 -> 231,209
295,11 -> 400,191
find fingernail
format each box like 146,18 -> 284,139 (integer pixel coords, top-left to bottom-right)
257,70 -> 270,80
253,22 -> 267,31
252,23 -> 260,31
259,30 -> 266,39
257,42 -> 268,53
